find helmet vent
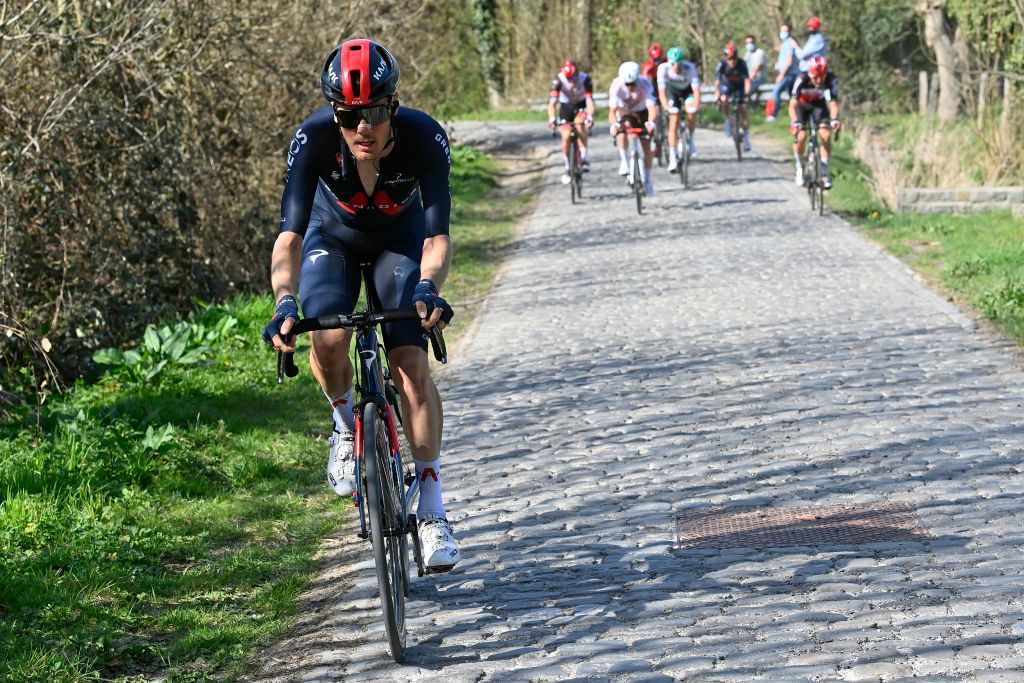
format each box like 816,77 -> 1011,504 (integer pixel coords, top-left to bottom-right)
350,71 -> 361,96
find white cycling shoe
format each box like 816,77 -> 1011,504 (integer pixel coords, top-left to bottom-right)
561,173 -> 571,185
617,159 -> 629,175
326,431 -> 356,497
418,516 -> 461,572
667,158 -> 678,173
794,166 -> 804,186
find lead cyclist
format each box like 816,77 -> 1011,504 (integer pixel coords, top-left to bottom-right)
262,39 -> 461,572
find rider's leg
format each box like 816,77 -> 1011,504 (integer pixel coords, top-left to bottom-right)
616,121 -> 629,173
741,103 -> 751,149
560,125 -> 571,171
686,111 -> 698,154
794,125 -> 808,183
723,102 -> 733,137
819,123 -> 833,185
576,122 -> 589,160
667,111 -> 680,168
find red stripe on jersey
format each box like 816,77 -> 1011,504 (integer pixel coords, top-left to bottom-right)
341,39 -> 372,104
337,191 -> 369,213
373,191 -> 405,216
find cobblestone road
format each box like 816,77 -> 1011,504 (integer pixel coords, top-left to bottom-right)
256,123 -> 1024,682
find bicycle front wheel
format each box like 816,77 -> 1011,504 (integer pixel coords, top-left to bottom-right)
733,115 -> 742,161
363,403 -> 407,663
680,128 -> 690,187
633,151 -> 643,215
569,135 -> 578,204
815,148 -> 825,215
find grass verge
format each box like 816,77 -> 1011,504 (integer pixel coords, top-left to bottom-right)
751,113 -> 1024,345
0,144 -> 536,682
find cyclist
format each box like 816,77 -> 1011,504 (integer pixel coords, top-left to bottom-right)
608,61 -> 659,197
714,43 -> 752,151
641,44 -> 668,157
789,56 -> 841,188
547,59 -> 596,185
263,39 -> 460,571
657,45 -> 702,171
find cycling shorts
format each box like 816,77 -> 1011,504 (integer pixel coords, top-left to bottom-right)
299,199 -> 429,353
720,84 -> 747,104
617,108 -> 650,131
665,86 -> 696,112
558,101 -> 587,124
796,101 -> 830,127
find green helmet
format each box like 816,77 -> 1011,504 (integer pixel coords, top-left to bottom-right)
667,46 -> 685,63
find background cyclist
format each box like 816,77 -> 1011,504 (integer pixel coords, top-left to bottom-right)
657,45 -> 702,171
548,59 -> 596,185
789,56 -> 841,188
262,39 -> 461,572
608,61 -> 659,197
714,43 -> 752,152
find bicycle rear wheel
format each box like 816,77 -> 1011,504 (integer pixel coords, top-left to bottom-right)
633,151 -> 643,215
362,403 -> 407,663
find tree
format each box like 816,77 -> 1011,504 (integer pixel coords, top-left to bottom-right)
917,0 -> 961,120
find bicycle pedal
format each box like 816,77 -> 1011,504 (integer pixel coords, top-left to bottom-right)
423,564 -> 455,575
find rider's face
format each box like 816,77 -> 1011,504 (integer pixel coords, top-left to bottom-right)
336,102 -> 393,161
810,72 -> 826,86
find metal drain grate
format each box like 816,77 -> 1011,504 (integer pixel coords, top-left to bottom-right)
674,502 -> 929,550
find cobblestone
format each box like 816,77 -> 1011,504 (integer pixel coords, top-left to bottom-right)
250,123 -> 1024,681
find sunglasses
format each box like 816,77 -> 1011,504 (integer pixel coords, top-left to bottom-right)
334,102 -> 392,129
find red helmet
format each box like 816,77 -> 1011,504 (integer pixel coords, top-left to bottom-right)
807,16 -> 821,29
321,39 -> 400,107
562,60 -> 578,78
722,43 -> 737,58
648,44 -> 664,60
808,56 -> 828,77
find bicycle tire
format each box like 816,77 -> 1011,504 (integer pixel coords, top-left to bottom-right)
569,134 -> 577,204
807,146 -> 817,210
633,150 -> 643,215
573,137 -> 583,200
815,146 -> 824,215
680,126 -> 689,187
732,113 -> 742,161
363,404 -> 407,663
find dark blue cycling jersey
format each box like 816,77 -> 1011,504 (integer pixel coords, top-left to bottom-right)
280,105 -> 452,242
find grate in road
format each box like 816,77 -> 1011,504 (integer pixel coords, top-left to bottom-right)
674,502 -> 929,550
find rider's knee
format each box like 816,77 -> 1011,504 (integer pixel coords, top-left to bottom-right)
389,348 -> 433,402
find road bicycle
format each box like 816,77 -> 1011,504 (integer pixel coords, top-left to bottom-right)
560,112 -> 590,204
276,263 -> 448,663
720,91 -> 745,161
802,122 -> 828,215
673,102 -> 698,188
622,124 -> 649,215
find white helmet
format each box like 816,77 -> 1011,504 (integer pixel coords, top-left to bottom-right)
618,61 -> 641,84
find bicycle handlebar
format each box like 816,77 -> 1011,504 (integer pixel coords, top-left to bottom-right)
276,307 -> 448,384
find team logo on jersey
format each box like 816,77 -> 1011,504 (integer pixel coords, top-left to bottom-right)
384,172 -> 415,185
331,171 -> 341,180
307,249 -> 329,264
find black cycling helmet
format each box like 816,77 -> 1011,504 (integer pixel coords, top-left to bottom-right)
321,39 -> 400,107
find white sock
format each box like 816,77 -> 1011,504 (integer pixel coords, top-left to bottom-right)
415,458 -> 446,519
324,387 -> 354,433
563,154 -> 570,170
669,145 -> 678,163
618,148 -> 628,163
580,146 -> 588,160
822,160 -> 830,176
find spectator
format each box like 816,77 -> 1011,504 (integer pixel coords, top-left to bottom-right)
767,23 -> 799,122
795,16 -> 828,72
744,35 -> 766,101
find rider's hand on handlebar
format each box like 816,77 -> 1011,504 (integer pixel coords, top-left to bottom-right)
644,120 -> 656,135
262,295 -> 299,353
790,120 -> 802,135
584,115 -> 594,128
548,117 -> 557,129
830,118 -> 843,131
609,122 -> 622,136
412,279 -> 454,331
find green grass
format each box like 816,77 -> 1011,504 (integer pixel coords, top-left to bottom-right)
0,144 -> 533,681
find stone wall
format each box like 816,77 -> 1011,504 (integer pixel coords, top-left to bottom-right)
898,187 -> 1024,217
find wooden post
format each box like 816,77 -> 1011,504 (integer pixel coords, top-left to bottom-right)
919,71 -> 929,115
977,71 -> 989,128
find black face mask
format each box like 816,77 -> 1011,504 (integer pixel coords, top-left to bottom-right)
334,102 -> 392,129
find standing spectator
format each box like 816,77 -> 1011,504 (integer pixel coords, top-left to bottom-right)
744,35 -> 766,102
795,16 -> 828,72
767,23 -> 799,121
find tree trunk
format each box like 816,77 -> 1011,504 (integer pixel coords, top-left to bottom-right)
576,0 -> 591,68
917,0 -> 959,121
471,0 -> 504,108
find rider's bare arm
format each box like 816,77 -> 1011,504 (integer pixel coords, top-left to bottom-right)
270,231 -> 302,305
419,235 -> 453,329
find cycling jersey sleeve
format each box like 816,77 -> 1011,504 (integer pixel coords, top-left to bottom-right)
642,79 -> 657,108
419,120 -> 452,238
714,61 -> 725,82
549,78 -> 562,101
608,80 -> 623,109
791,74 -> 807,97
583,75 -> 594,97
280,122 -> 322,236
828,75 -> 840,101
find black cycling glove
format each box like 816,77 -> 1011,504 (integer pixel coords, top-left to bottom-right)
412,279 -> 454,324
262,295 -> 299,346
